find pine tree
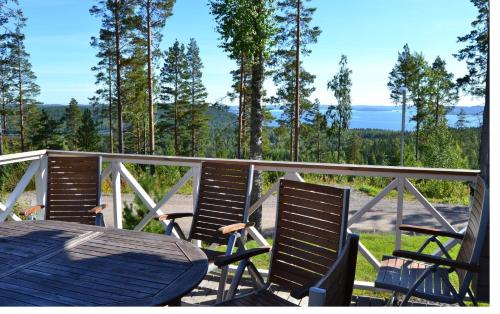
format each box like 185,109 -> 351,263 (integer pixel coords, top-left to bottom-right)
9,9 -> 39,152
455,108 -> 469,129
271,59 -> 316,161
303,100 -> 326,162
77,109 -> 101,151
122,45 -> 148,154
327,55 -> 352,163
62,98 -> 83,150
90,0 -> 136,153
135,0 -> 175,155
158,40 -> 189,155
90,27 -> 116,153
274,0 -> 320,161
455,0 -> 489,184
227,60 -> 251,158
29,109 -> 64,150
0,25 -> 15,155
388,44 -> 429,161
210,0 -> 276,231
185,38 -> 208,157
425,57 -> 458,128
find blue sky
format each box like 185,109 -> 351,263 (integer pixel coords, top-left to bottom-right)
19,0 -> 479,106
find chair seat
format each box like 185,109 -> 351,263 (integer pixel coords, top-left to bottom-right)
201,248 -> 226,263
375,255 -> 457,304
216,288 -> 298,306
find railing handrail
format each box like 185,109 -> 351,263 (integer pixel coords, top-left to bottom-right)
45,150 -> 479,181
0,150 -> 47,166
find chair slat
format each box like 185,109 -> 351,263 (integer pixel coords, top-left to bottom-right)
189,162 -> 252,245
269,179 -> 349,292
45,156 -> 100,225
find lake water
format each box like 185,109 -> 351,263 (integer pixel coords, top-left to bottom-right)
229,105 -> 483,130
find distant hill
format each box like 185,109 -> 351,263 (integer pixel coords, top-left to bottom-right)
39,104 -> 91,121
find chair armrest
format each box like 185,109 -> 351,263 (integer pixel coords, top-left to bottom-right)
392,250 -> 479,272
290,281 -> 317,299
22,205 -> 44,217
214,247 -> 271,267
158,212 -> 194,221
89,204 -> 106,214
218,222 -> 255,235
399,224 -> 464,239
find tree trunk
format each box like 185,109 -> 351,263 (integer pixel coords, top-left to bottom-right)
242,77 -> 248,158
174,70 -> 179,156
250,55 -> 264,231
289,116 -> 293,160
479,50 -> 489,185
191,76 -> 195,157
108,55 -> 114,153
337,126 -> 341,163
415,119 -> 420,161
293,0 -> 301,162
316,129 -> 320,162
237,55 -> 245,159
435,99 -> 440,127
0,100 -> 4,155
18,59 -> 24,152
146,0 -> 155,156
114,0 -> 124,153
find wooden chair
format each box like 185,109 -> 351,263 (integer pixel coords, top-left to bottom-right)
159,161 -> 254,302
213,179 -> 351,305
374,175 -> 489,306
22,156 -> 106,227
308,233 -> 359,306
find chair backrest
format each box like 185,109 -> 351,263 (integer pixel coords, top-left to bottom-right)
268,179 -> 350,292
46,156 -> 101,225
189,162 -> 253,245
308,233 -> 359,306
456,175 -> 489,295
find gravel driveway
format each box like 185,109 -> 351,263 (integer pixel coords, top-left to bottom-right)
16,189 -> 469,236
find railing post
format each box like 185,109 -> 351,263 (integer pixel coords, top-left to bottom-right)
34,155 -> 48,220
191,164 -> 201,247
192,165 -> 200,211
396,176 -> 404,250
112,161 -> 123,229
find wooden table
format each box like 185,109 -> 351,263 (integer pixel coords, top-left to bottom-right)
0,220 -> 208,306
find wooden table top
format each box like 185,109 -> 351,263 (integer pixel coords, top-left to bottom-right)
0,220 -> 208,306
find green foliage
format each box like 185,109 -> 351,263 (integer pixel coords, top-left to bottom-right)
28,108 -> 65,150
158,40 -> 189,155
62,98 -> 83,150
185,38 -> 209,157
454,0 -> 488,97
326,55 -> 352,162
77,109 -> 101,151
424,57 -> 458,128
122,164 -> 192,233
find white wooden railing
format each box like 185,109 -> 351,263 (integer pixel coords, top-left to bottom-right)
0,150 -> 479,291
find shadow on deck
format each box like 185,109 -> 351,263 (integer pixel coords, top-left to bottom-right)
181,272 -> 438,307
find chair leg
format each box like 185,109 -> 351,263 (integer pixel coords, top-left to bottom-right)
388,292 -> 400,306
173,223 -> 186,240
225,259 -> 249,301
440,272 -> 466,306
467,288 -> 478,306
95,213 -> 105,227
164,219 -> 175,236
217,233 -> 240,302
247,262 -> 266,289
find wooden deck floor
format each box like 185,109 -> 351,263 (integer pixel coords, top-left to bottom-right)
180,271 -> 439,306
